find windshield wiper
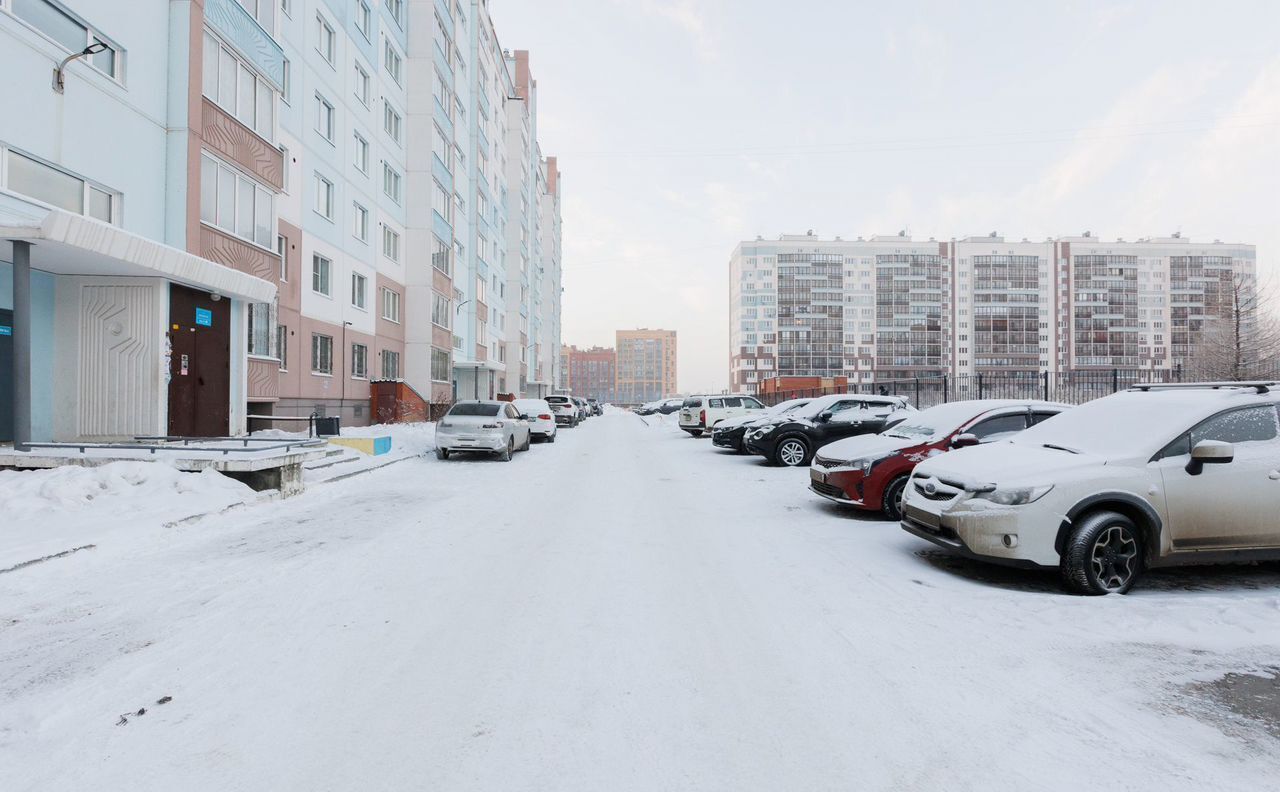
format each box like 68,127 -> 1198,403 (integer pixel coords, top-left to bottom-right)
1042,443 -> 1081,454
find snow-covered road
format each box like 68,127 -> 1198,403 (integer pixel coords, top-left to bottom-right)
3,411 -> 1279,791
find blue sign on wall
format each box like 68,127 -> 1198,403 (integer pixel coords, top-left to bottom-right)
195,308 -> 213,327
0,326 -> 11,336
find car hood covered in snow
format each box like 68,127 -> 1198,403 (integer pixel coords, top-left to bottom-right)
816,433 -> 921,461
716,414 -> 767,431
913,441 -> 1106,489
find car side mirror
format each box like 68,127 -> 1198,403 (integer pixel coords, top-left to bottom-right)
951,433 -> 979,448
1186,439 -> 1234,475
519,414 -> 531,421
817,411 -> 832,423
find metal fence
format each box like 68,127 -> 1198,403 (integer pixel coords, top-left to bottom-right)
756,368 -> 1280,409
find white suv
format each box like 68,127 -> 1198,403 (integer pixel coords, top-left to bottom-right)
679,394 -> 767,436
900,382 -> 1280,595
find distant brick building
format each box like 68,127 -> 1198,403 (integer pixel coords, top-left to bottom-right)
563,345 -> 617,402
616,329 -> 678,405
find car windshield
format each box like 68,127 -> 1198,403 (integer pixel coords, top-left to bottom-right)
448,403 -> 501,417
547,396 -> 569,404
514,401 -> 546,413
882,401 -> 998,442
1011,390 -> 1222,457
682,397 -> 702,408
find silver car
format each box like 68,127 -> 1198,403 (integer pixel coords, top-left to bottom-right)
436,400 -> 532,461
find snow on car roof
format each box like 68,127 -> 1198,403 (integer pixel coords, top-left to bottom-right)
1011,387 -> 1272,457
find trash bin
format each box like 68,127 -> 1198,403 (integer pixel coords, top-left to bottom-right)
314,416 -> 341,437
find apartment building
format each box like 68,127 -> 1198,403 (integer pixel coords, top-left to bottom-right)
729,231 -> 1257,392
562,345 -> 616,403
536,157 -> 563,394
616,329 -> 677,405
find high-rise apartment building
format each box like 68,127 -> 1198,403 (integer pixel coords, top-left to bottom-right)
615,329 -> 677,404
729,232 -> 1256,392
1,0 -> 562,447
562,345 -> 617,403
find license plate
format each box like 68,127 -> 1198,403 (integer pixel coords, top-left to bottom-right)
810,469 -> 827,485
905,504 -> 940,528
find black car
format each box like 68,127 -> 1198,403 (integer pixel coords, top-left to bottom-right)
744,395 -> 912,467
655,398 -> 683,415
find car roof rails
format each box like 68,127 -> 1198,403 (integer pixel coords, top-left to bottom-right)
1129,381 -> 1277,394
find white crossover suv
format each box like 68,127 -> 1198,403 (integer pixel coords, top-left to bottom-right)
435,400 -> 532,461
678,394 -> 767,436
900,382 -> 1280,595
513,398 -> 557,443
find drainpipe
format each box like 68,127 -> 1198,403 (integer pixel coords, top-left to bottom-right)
12,241 -> 32,451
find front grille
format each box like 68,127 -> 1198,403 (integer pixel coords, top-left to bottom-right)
913,483 -> 956,501
812,481 -> 847,499
813,456 -> 842,469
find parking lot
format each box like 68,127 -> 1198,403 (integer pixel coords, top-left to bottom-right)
3,410 -> 1279,791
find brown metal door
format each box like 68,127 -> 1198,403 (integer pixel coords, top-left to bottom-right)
167,285 -> 230,437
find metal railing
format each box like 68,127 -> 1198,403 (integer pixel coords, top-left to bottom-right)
755,367 -> 1280,408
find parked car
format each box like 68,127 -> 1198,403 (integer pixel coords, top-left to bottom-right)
634,401 -> 659,416
900,382 -> 1280,595
744,394 -> 913,467
656,398 -> 684,415
513,398 -> 557,443
573,397 -> 591,419
587,398 -> 603,416
712,398 -> 813,453
546,395 -> 579,427
679,394 -> 767,436
435,400 -> 532,461
810,400 -> 1069,520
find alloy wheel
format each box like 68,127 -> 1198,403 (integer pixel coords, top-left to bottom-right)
1090,524 -> 1138,591
778,440 -> 806,467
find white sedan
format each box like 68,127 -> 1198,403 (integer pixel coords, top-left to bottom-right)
513,398 -> 557,443
435,400 -> 532,461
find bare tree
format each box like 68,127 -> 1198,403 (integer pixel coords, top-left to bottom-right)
1183,270 -> 1280,381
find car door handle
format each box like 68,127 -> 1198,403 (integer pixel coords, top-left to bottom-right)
1269,470 -> 1280,480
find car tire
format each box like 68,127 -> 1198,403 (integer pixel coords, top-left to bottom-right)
687,429 -> 703,437
498,439 -> 513,462
521,432 -> 531,452
436,448 -> 450,460
882,475 -> 910,521
1060,510 -> 1144,595
548,432 -> 556,443
773,437 -> 811,467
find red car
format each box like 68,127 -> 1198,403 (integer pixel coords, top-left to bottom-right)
808,400 -> 1070,519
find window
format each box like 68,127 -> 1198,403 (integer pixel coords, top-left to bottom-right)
431,348 -> 450,382
202,31 -> 275,140
311,333 -> 333,374
475,275 -> 486,306
353,132 -> 369,172
315,93 -> 335,141
383,38 -> 402,84
277,144 -> 289,193
353,62 -> 370,105
431,235 -> 451,275
247,302 -> 276,357
380,349 -> 400,379
276,324 -> 288,370
235,0 -> 274,31
431,292 -> 451,328
383,164 -> 401,203
351,343 -> 368,378
200,153 -> 273,246
312,253 -> 331,296
354,0 -> 371,39
1160,406 -> 1280,458
351,271 -> 367,309
281,59 -> 290,105
968,413 -> 1029,442
387,0 -> 404,27
382,226 -> 400,263
383,101 -> 402,145
13,0 -> 121,79
276,234 -> 288,280
316,13 -> 335,64
381,288 -> 401,322
313,172 -> 334,219
352,202 -> 368,241
4,148 -> 116,223
280,0 -> 291,18
432,180 -> 452,223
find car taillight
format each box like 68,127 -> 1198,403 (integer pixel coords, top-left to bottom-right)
539,414 -> 552,420
700,409 -> 706,424
481,422 -> 504,429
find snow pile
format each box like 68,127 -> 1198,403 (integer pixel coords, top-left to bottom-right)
0,461 -> 252,520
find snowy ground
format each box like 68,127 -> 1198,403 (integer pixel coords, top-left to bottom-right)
2,411 -> 1279,790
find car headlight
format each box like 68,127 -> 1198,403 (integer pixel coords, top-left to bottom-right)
757,424 -> 779,435
974,485 -> 1053,506
849,457 -> 877,474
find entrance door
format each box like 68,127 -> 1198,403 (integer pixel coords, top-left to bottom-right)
167,285 -> 230,437
0,309 -> 11,442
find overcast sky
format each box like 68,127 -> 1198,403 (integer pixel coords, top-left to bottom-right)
493,0 -> 1280,393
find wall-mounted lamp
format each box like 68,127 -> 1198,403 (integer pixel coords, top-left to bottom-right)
53,42 -> 109,94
